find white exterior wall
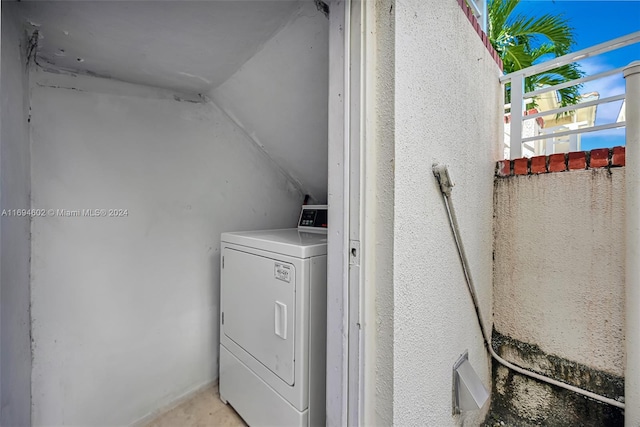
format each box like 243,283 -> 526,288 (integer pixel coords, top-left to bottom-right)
0,6 -> 32,426
211,0 -> 329,202
392,0 -> 502,425
29,71 -> 302,426
494,169 -> 625,376
362,1 -> 395,425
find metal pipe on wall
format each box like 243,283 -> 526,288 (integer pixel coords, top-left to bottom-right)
624,60 -> 640,427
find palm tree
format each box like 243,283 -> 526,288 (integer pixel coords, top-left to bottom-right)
488,0 -> 584,108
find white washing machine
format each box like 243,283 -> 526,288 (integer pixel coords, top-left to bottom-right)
219,206 -> 327,427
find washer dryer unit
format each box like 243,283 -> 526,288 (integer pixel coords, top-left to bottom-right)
219,206 -> 327,427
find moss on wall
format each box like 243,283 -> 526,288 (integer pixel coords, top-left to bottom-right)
485,331 -> 624,426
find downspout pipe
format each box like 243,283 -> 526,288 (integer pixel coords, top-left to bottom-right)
624,60 -> 640,427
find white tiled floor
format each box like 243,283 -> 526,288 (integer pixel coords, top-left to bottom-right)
145,385 -> 246,427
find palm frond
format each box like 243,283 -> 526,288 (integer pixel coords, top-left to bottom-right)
489,0 -> 520,39
488,0 -> 584,108
531,63 -> 584,108
502,44 -> 534,71
504,13 -> 576,54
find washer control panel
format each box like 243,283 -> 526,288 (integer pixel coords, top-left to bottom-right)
297,205 -> 328,233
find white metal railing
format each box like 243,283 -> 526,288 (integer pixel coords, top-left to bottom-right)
467,0 -> 487,33
501,31 -> 640,159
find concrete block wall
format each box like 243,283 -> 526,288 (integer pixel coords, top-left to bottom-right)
491,150 -> 626,425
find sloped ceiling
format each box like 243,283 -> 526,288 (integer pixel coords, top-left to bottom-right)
211,0 -> 328,202
16,0 -> 301,94
10,0 -> 329,202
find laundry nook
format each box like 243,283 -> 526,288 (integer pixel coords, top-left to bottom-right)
1,1 -> 330,425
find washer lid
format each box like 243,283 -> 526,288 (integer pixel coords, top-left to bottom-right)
221,228 -> 327,258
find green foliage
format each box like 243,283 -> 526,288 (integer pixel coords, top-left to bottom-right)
488,0 -> 584,108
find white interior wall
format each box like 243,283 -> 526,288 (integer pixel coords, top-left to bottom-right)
392,0 -> 502,425
0,5 -> 32,426
211,0 -> 329,202
494,169 -> 625,376
29,70 -> 303,426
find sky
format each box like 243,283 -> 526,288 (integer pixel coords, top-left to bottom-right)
515,0 -> 640,150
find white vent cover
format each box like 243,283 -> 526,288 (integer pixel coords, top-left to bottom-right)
452,351 -> 490,414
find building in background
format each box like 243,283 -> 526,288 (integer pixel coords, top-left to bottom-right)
504,91 -> 599,158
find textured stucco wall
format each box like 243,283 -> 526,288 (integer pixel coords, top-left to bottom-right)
494,169 -> 625,377
362,1 -> 395,425
489,331 -> 624,426
0,6 -> 32,426
392,0 -> 502,425
29,70 -> 302,426
211,0 -> 328,202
